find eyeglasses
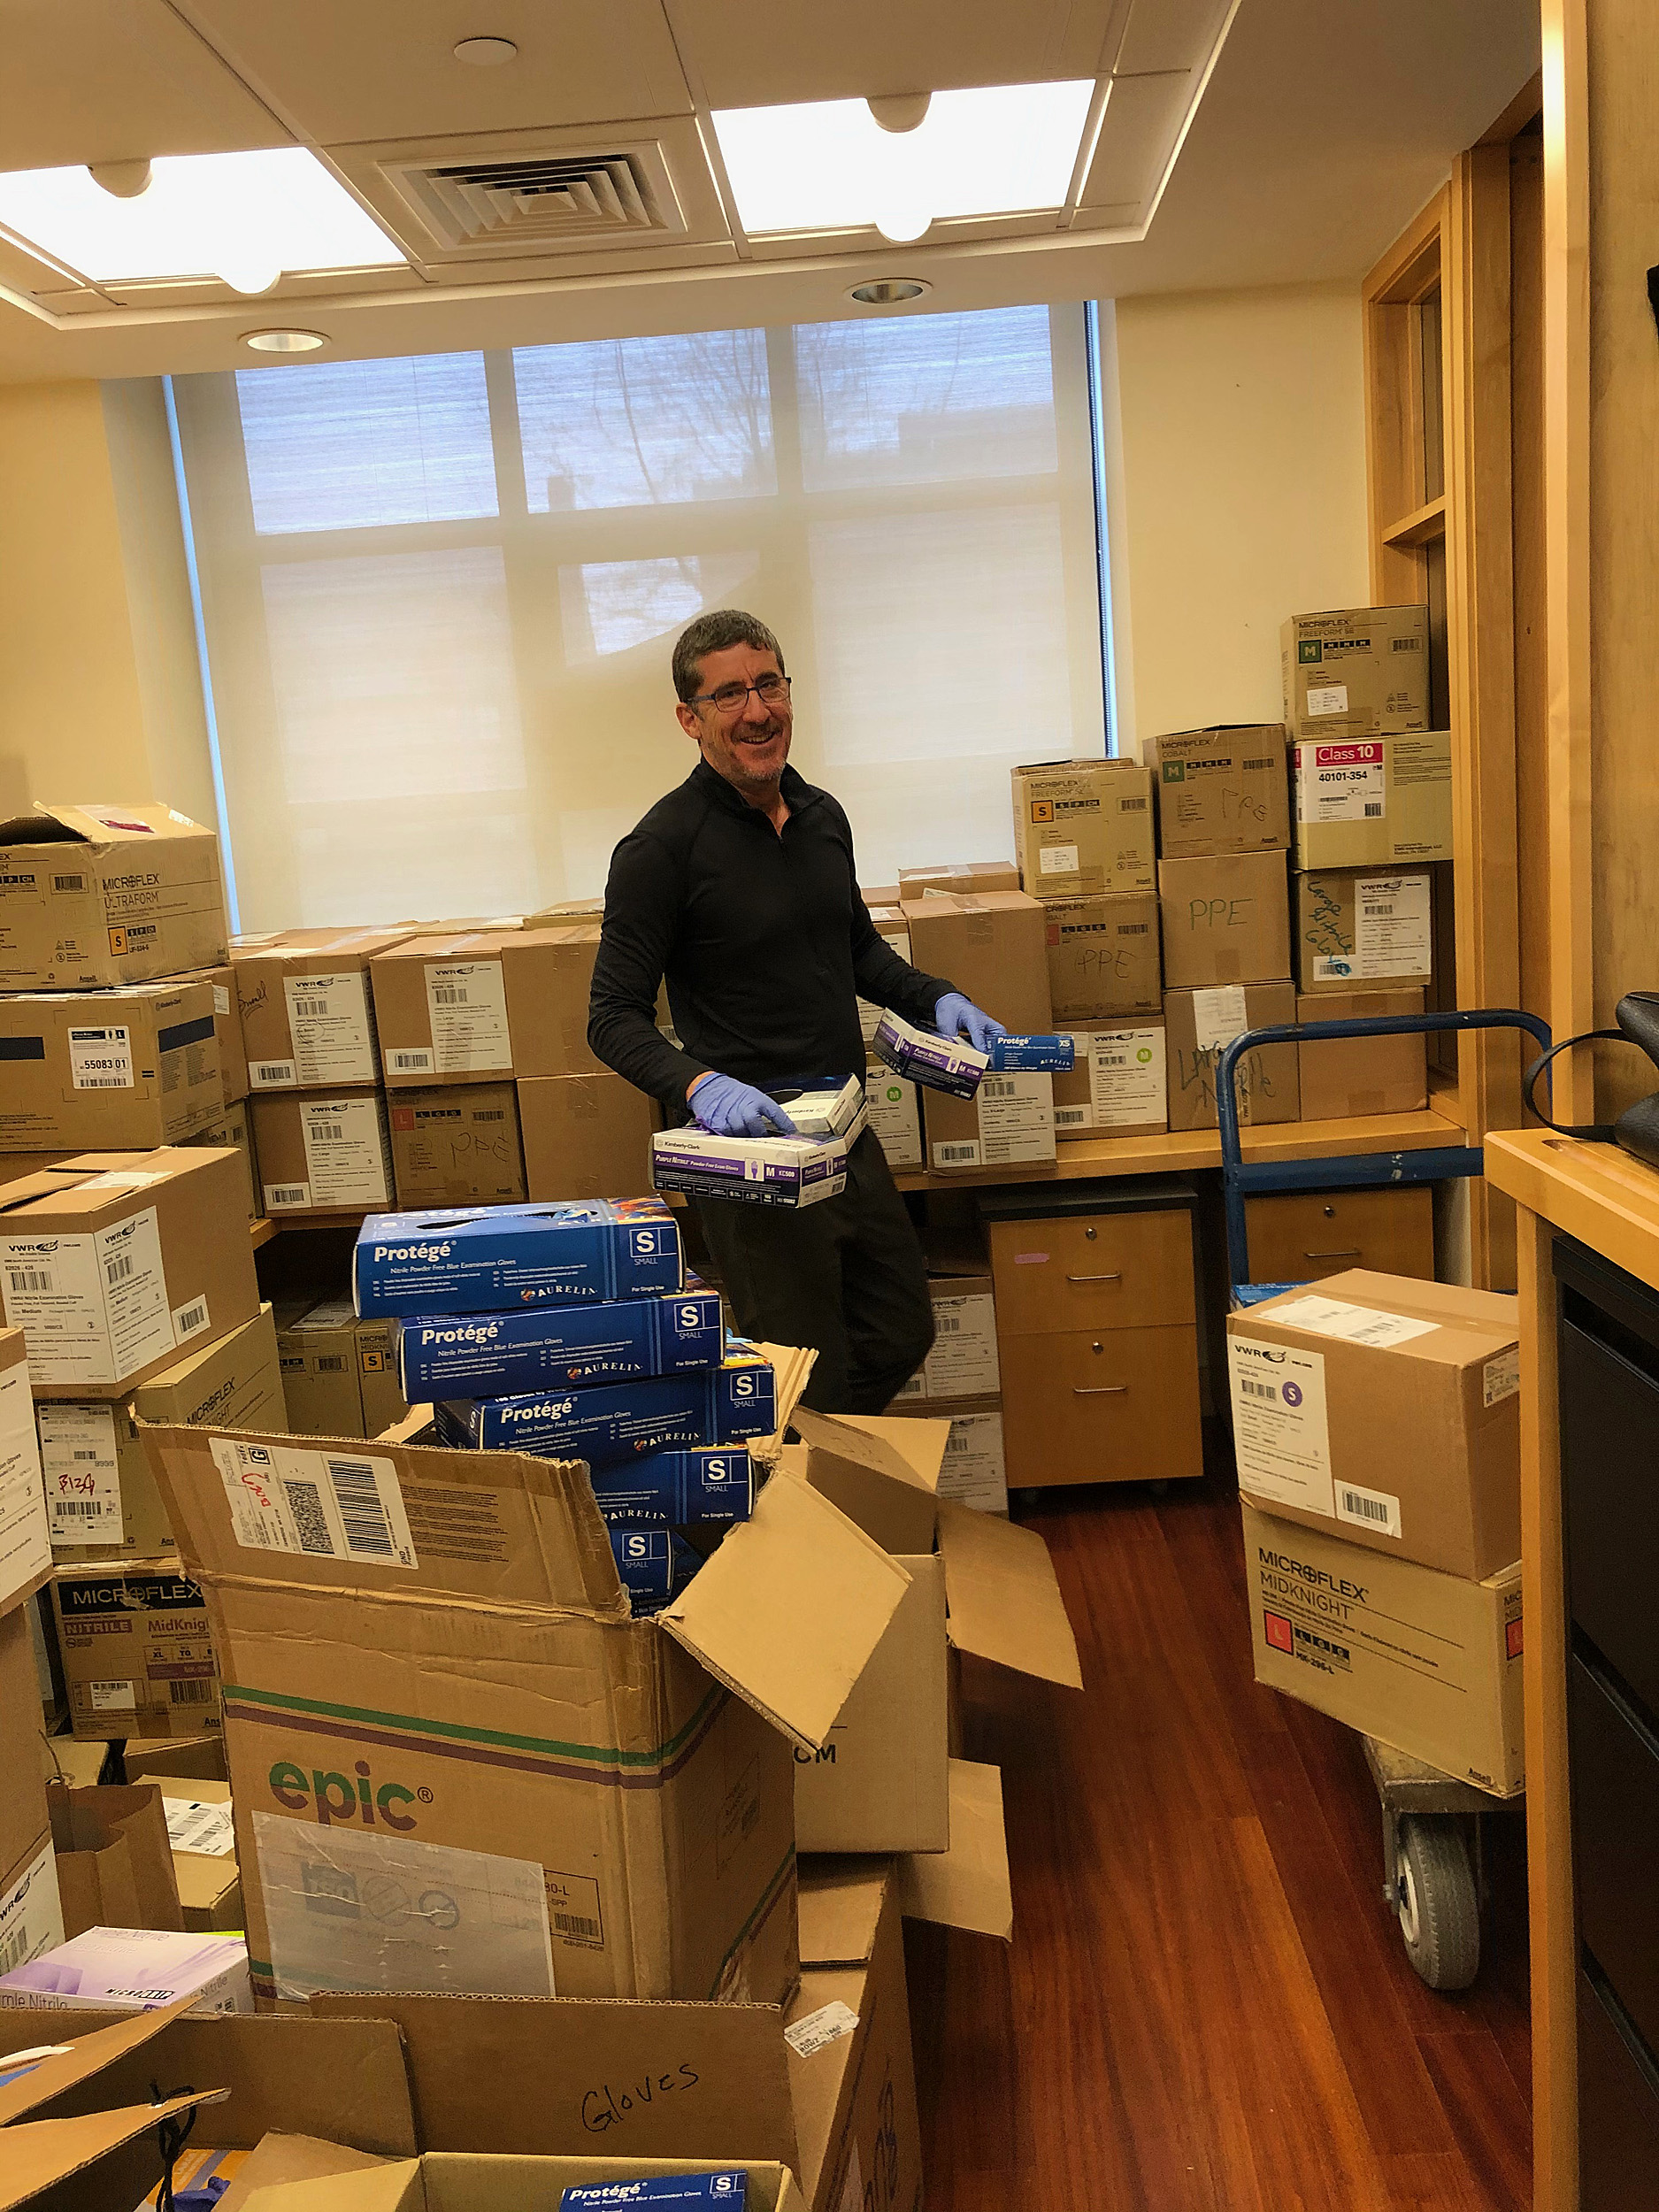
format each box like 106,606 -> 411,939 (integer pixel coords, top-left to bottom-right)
691,672 -> 792,716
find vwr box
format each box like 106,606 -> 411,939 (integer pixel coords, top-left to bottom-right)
354,1198 -> 683,1317
396,1286 -> 723,1399
436,1348 -> 778,1464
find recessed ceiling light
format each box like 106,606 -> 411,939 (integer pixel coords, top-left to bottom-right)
848,278 -> 929,306
712,81 -> 1094,242
454,35 -> 518,65
242,328 -> 327,354
0,149 -> 404,295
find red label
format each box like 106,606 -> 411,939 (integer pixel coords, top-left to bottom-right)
1311,741 -> 1383,767
391,1107 -> 415,1131
1506,1617 -> 1524,1659
1264,1609 -> 1294,1655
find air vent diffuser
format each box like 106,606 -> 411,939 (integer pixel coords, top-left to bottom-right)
381,140 -> 687,253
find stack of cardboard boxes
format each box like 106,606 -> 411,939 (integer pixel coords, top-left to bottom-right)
1228,1272 -> 1525,1796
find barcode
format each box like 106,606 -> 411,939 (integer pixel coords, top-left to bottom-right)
1121,796 -> 1148,810
552,1910 -> 603,1939
1119,924 -> 1149,935
317,1355 -> 347,1373
81,1076 -> 127,1089
1239,1378 -> 1279,1401
175,1300 -> 207,1338
270,1185 -> 307,1206
433,986 -> 467,1004
8,1267 -> 53,1294
293,995 -> 330,1018
73,1448 -> 101,1462
474,1110 -> 505,1122
0,1925 -> 29,1976
256,1064 -> 291,1082
983,1078 -> 1016,1099
1100,1052 -> 1130,1069
168,1678 -> 215,1704
1242,757 -> 1273,770
391,1052 -> 430,1070
105,1253 -> 134,1285
1363,803 -> 1383,818
311,1120 -> 344,1142
938,1144 -> 977,1162
1363,901 -> 1396,918
328,1456 -> 395,1557
936,1314 -> 960,1333
1054,1107 -> 1087,1126
52,872 -> 87,892
54,1500 -> 107,1517
284,1479 -> 334,1554
1340,1489 -> 1391,1525
1393,635 -> 1423,650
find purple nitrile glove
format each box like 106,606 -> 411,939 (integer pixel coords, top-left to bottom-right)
687,1072 -> 800,1139
934,993 -> 1007,1056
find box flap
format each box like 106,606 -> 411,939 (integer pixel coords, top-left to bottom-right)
240,2161 -> 419,2212
658,1474 -> 911,1755
795,1863 -> 888,1968
1240,1269 -> 1519,1354
0,1997 -> 198,2124
307,1992 -> 798,2171
219,2134 -> 401,2212
3,2091 -> 229,2211
2,803 -> 206,849
936,1502 -> 1083,1689
895,1759 -> 1012,1939
791,1409 -> 944,1501
749,1343 -> 816,1456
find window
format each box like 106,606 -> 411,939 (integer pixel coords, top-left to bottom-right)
171,304 -> 1106,929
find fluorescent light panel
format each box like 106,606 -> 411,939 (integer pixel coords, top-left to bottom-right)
0,148 -> 406,293
712,81 -> 1095,240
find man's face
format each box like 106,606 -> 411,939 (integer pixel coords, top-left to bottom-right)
675,641 -> 792,795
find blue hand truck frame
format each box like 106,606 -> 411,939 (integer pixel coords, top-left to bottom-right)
1213,1004 -> 1553,1988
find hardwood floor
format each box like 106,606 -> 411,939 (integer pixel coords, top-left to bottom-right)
906,1432 -> 1532,2211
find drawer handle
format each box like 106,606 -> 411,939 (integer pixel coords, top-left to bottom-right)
1065,1271 -> 1123,1283
1073,1385 -> 1128,1396
1302,1248 -> 1362,1259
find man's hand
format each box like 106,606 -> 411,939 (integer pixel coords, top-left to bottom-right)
934,992 -> 1007,1056
687,1071 -> 800,1139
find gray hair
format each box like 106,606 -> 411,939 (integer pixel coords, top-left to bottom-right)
672,609 -> 786,703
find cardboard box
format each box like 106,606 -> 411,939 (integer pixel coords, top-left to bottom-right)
889,1397 -> 1008,1514
856,905 -> 912,1048
1,1586 -> 63,1980
902,891 -> 1052,1035
0,1327 -> 51,1612
251,1090 -> 396,1215
895,861 -> 1018,897
396,1286 -> 722,1402
353,1196 -> 682,1317
1294,866 -> 1436,994
1157,850 -> 1291,988
388,1082 -> 526,1209
525,896 -> 606,925
862,1063 -> 923,1171
893,1279 -> 1000,1407
0,981 -> 224,1151
1227,1270 -> 1521,1578
1052,1022 -> 1169,1137
1296,988 -> 1427,1118
1242,1501 -> 1523,1796
160,1778 -> 243,1931
276,1298 -> 405,1440
186,1099 -> 260,1224
143,1401 -> 915,2003
1280,605 -> 1431,739
1042,891 -> 1162,1023
1010,759 -> 1156,898
175,963 -> 247,1102
1153,726 -> 1290,857
51,1558 -> 221,1741
234,930 -> 411,1091
1164,983 -> 1299,1131
924,1071 -> 1056,1172
40,1304 -> 287,1561
518,1071 -> 658,1202
0,1149 -> 261,1398
45,1779 -> 185,1938
119,1732 -> 228,1784
371,933 -> 517,1087
0,803 -> 227,991
501,926 -> 608,1078
1292,732 -> 1454,868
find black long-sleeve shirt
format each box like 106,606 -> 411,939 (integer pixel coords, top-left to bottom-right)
588,758 -> 956,1106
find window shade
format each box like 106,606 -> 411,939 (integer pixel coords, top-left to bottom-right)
171,304 -> 1106,931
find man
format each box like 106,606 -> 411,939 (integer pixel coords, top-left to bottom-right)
588,608 -> 1006,1413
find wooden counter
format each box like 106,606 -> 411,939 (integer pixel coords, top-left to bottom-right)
1485,1129 -> 1659,2212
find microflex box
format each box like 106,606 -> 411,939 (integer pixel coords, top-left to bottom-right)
436,1349 -> 778,1465
989,1034 -> 1075,1073
0,803 -> 227,992
396,1286 -> 723,1399
649,1127 -> 852,1210
353,1197 -> 682,1317
590,1448 -> 756,1527
872,1011 -> 987,1099
562,2177 -> 749,2208
609,1526 -> 702,1617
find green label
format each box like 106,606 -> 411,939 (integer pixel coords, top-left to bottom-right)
1161,761 -> 1186,783
1298,639 -> 1323,664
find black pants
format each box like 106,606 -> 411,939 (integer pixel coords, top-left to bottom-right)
694,1130 -> 934,1414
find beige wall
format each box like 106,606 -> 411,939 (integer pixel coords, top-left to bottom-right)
1102,280 -> 1371,757
0,377 -> 211,826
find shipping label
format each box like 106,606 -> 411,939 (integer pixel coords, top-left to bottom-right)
208,1436 -> 419,1569
67,1025 -> 134,1091
862,1070 -> 922,1167
1190,986 -> 1249,1053
921,1292 -> 1000,1399
0,1205 -> 174,1386
1089,1027 -> 1166,1128
1348,873 -> 1432,978
298,1095 -> 391,1207
1270,1295 -> 1438,1348
950,1072 -> 1054,1169
36,1402 -> 124,1548
282,970 -> 375,1085
1483,1346 -> 1520,1406
1228,1336 -> 1334,1516
424,959 -> 510,1074
0,1362 -> 51,1608
935,1409 -> 1008,1513
0,1842 -> 65,1982
163,1796 -> 237,1858
1334,1479 -> 1402,1539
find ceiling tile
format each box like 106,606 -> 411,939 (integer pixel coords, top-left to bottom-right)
1079,69 -> 1194,208
176,0 -> 694,143
1114,0 -> 1236,78
674,0 -> 1126,107
0,0 -> 285,166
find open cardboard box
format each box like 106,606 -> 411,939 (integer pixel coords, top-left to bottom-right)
140,1347 -> 916,2008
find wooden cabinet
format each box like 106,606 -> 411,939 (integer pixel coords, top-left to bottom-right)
982,1179 -> 1202,1489
1242,1186 -> 1434,1286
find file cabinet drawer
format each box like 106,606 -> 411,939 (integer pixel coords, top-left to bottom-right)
1570,1650 -> 1659,2065
1561,1319 -> 1659,1721
1000,1325 -> 1202,1488
1242,1186 -> 1434,1286
988,1209 -> 1195,1337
